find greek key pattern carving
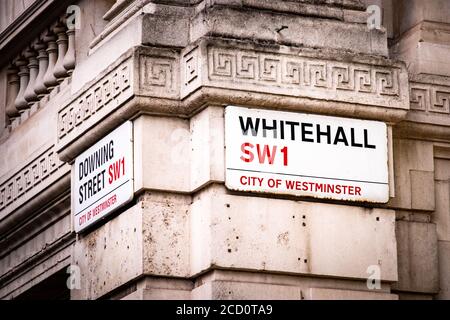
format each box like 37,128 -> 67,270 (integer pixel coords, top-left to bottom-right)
184,48 -> 199,85
410,83 -> 450,114
207,47 -> 400,96
139,55 -> 177,96
141,57 -> 172,87
58,60 -> 132,139
0,146 -> 66,211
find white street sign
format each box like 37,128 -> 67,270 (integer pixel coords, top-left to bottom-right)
72,121 -> 134,233
225,106 -> 389,203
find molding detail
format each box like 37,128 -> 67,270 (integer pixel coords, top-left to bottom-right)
56,47 -> 179,154
58,60 -> 132,140
0,145 -> 68,214
410,82 -> 450,115
138,55 -> 178,98
181,42 -> 410,110
209,48 -> 400,95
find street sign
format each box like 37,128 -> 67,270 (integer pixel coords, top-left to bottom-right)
72,121 -> 134,233
225,106 -> 389,203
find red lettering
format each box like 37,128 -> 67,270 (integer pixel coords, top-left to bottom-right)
286,180 -> 295,189
108,157 -> 125,184
281,146 -> 288,166
240,143 -> 254,163
256,144 -> 277,164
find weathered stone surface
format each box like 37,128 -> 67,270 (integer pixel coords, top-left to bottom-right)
436,241 -> 450,299
71,14 -> 143,94
123,107 -> 224,194
393,220 -> 439,294
190,106 -> 225,191
309,287 -> 398,300
72,204 -> 143,300
141,192 -> 191,278
121,277 -> 193,300
133,115 -> 191,193
191,184 -> 397,281
0,213 -> 71,279
410,170 -> 436,211
190,5 -> 387,56
433,157 -> 450,241
191,269 -> 397,300
389,138 -> 435,211
192,280 -> 303,300
73,191 -> 191,300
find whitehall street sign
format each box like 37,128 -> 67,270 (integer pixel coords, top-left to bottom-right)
225,106 -> 389,203
72,121 -> 134,233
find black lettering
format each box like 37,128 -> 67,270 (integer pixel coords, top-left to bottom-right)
79,186 -> 83,204
92,174 -> 97,196
78,140 -> 115,181
316,124 -> 331,144
109,140 -> 114,158
301,123 -> 314,142
79,163 -> 84,181
262,119 -> 277,138
350,128 -> 363,148
83,159 -> 88,177
83,181 -> 88,200
333,126 -> 349,146
285,121 -> 299,140
101,170 -> 106,189
88,179 -> 93,198
239,116 -> 260,136
364,129 -> 376,149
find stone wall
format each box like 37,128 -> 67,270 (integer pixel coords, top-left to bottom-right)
0,0 -> 449,300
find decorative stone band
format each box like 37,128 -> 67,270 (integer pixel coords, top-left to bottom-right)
181,42 -> 409,110
58,61 -> 132,140
56,43 -> 409,161
410,82 -> 450,115
56,46 -> 179,153
0,145 -> 69,216
395,81 -> 450,139
209,49 -> 400,95
182,44 -> 408,109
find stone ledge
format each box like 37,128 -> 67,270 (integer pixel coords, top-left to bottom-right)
0,144 -> 70,222
308,287 -> 398,300
394,122 -> 450,142
0,241 -> 73,299
190,5 -> 385,56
